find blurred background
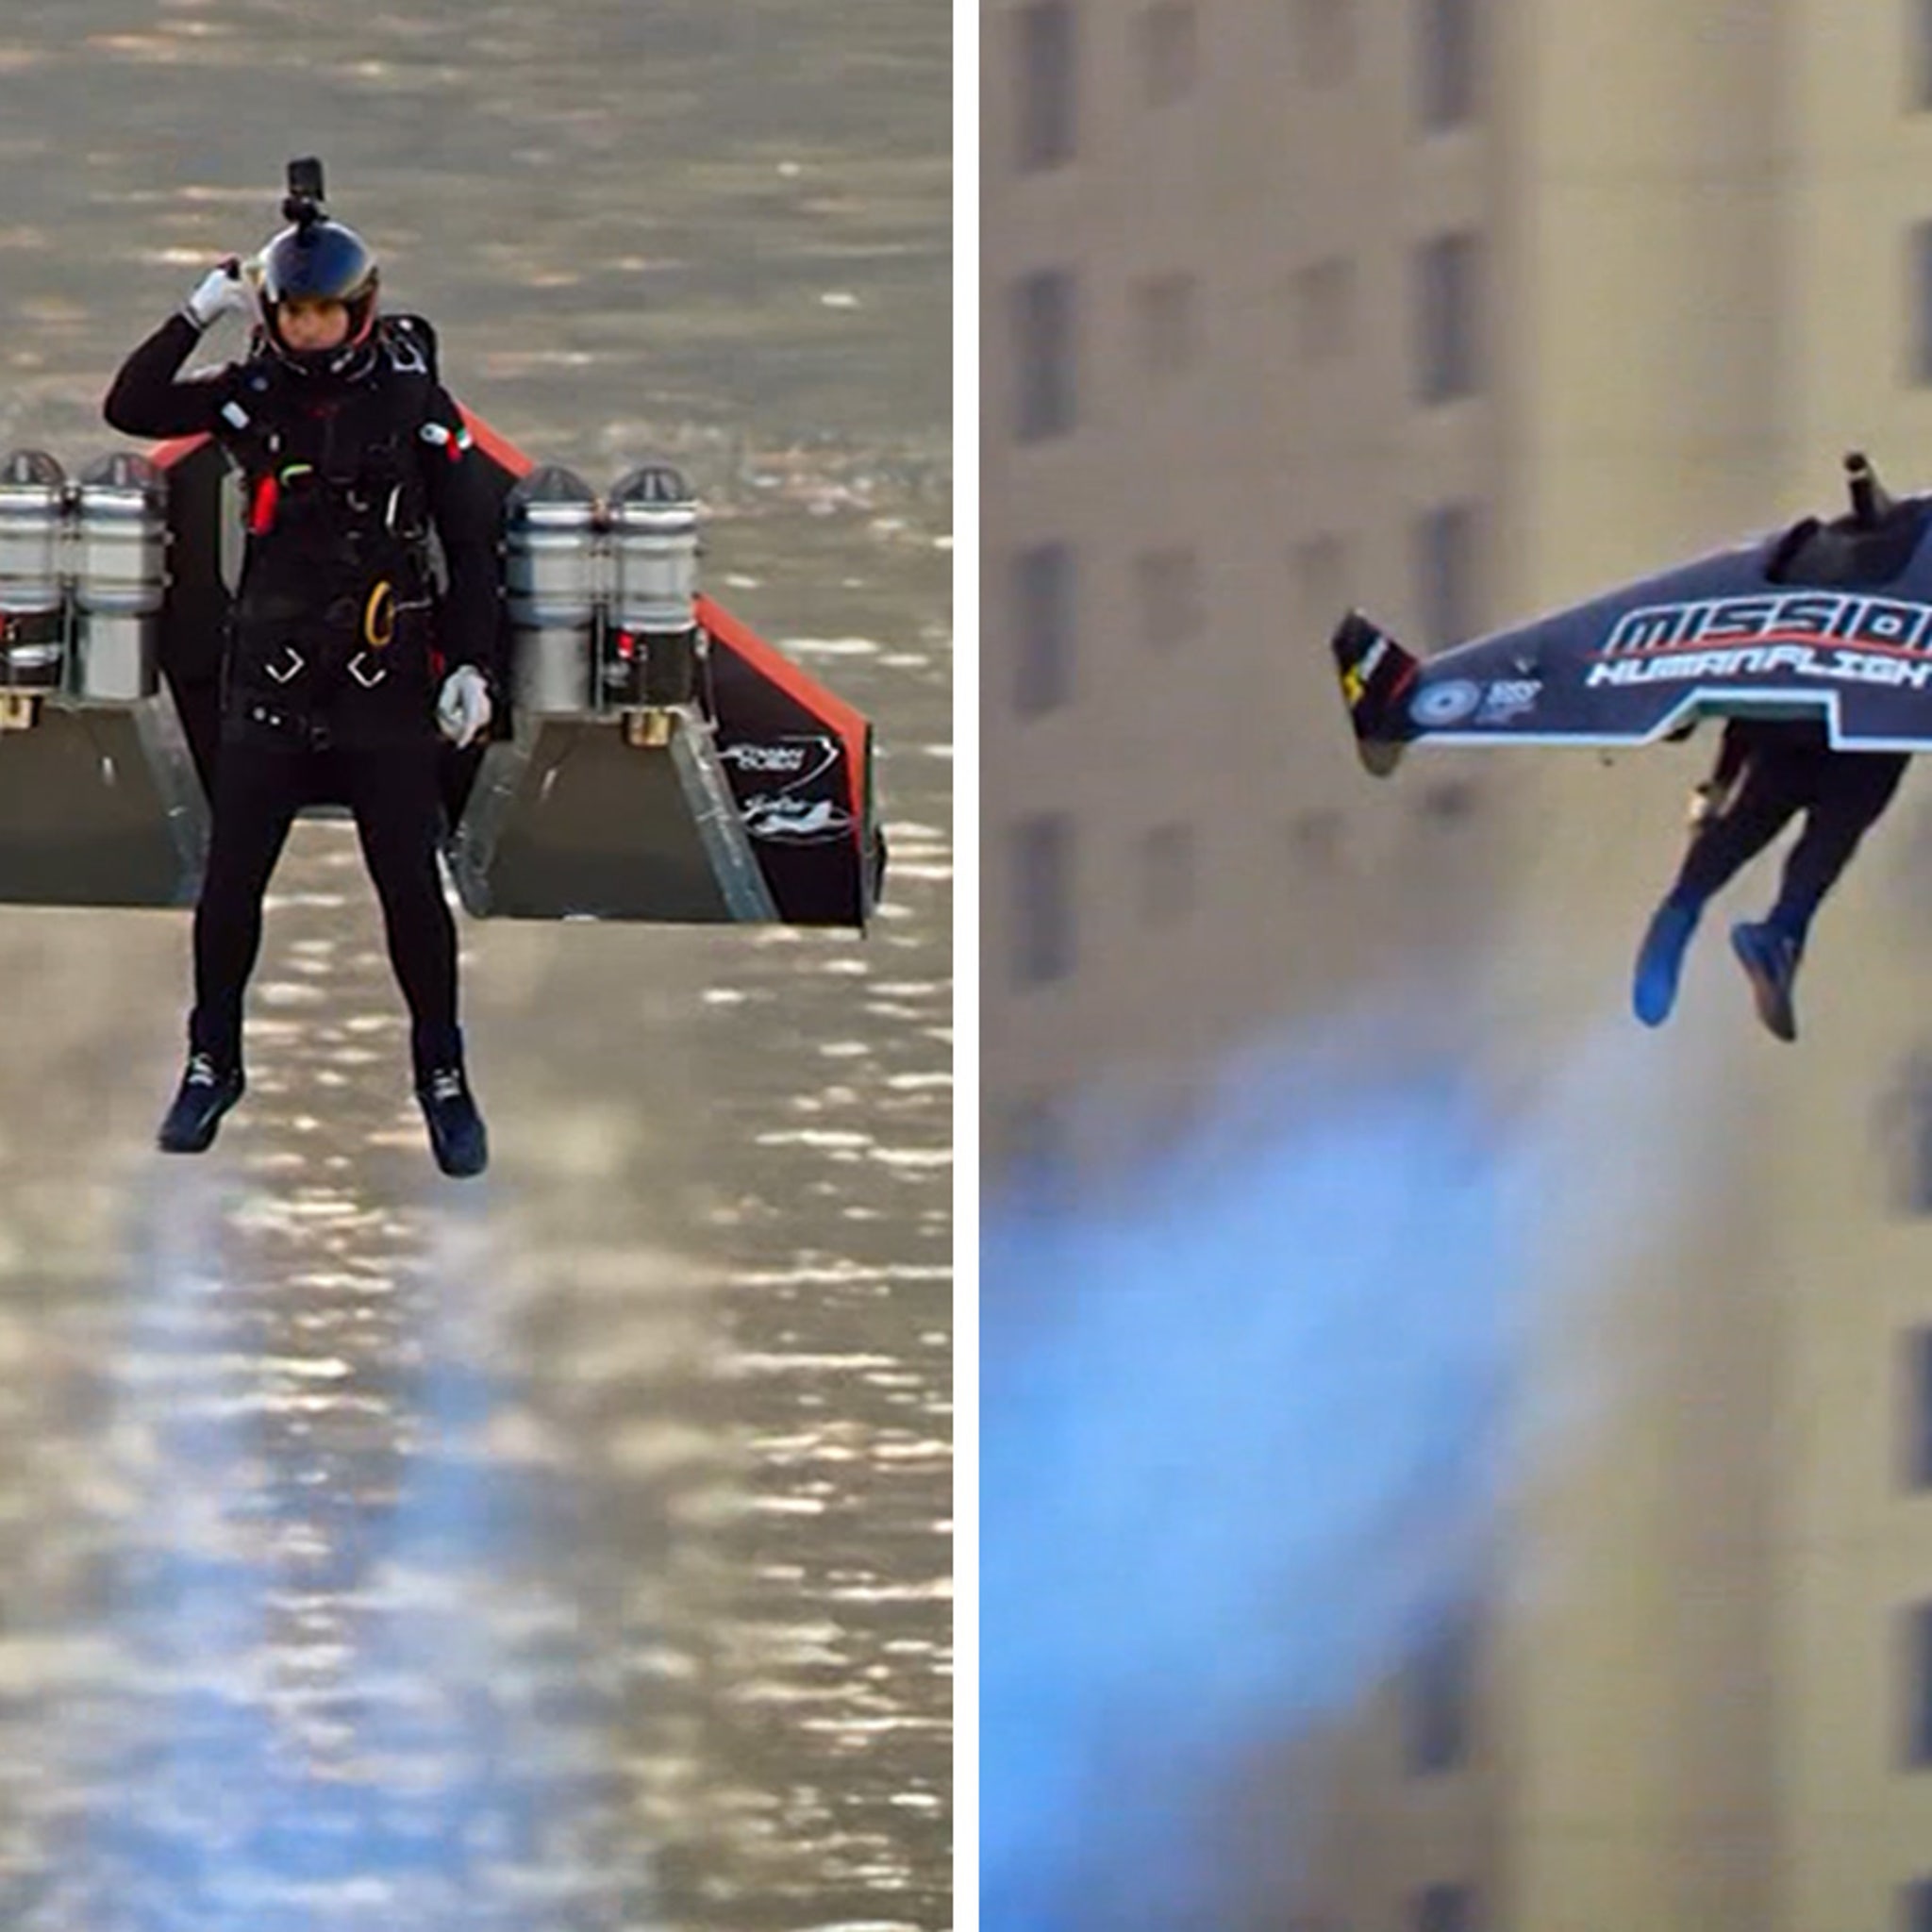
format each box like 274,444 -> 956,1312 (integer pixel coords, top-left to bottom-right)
0,4 -> 949,1929
981,1 -> 1932,1926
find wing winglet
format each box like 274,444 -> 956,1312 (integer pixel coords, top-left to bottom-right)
1330,611 -> 1416,777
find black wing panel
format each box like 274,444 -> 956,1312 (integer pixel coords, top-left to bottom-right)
1333,502 -> 1932,772
0,696 -> 205,908
700,598 -> 881,930
456,419 -> 882,928
444,713 -> 774,923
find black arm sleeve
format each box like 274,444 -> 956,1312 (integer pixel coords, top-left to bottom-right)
419,384 -> 503,681
102,314 -> 234,439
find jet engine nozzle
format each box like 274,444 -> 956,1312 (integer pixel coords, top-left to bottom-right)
1845,449 -> 1894,529
607,462 -> 701,713
73,451 -> 166,703
504,464 -> 600,716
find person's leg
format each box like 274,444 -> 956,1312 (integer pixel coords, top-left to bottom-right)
1633,752 -> 1803,1025
338,744 -> 487,1176
1764,751 -> 1911,943
1668,754 -> 1807,907
1731,751 -> 1910,1042
190,742 -> 309,1058
337,744 -> 460,1064
160,742 -> 308,1152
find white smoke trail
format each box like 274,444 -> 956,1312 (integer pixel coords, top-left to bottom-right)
981,1006 -> 1725,1929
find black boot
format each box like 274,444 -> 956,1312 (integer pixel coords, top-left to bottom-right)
158,1050 -> 245,1155
415,1053 -> 488,1178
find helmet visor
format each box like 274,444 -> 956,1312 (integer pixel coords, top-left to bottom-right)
260,221 -> 375,306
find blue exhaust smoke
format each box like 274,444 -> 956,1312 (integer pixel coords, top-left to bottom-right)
75,1183 -> 584,1930
981,1020 -> 1700,1929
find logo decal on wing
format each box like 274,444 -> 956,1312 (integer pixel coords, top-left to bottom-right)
1409,679 -> 1482,726
1474,678 -> 1541,724
1587,591 -> 1932,691
719,735 -> 854,844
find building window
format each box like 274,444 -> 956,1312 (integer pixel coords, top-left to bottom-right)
1418,0 -> 1476,130
1291,808 -> 1344,871
1414,230 -> 1482,403
1911,223 -> 1932,386
1011,811 -> 1075,987
1884,1048 -> 1932,1215
1000,1092 -> 1073,1208
1293,0 -> 1357,87
1406,1606 -> 1478,1773
1016,1 -> 1077,171
1135,271 -> 1201,376
1141,0 -> 1197,106
1906,1329 -> 1932,1490
1140,821 -> 1197,925
1913,0 -> 1932,111
1294,533 -> 1350,629
1014,269 -> 1077,441
1905,1601 -> 1932,1767
1905,1874 -> 1932,1932
1291,256 -> 1355,361
1413,1884 -> 1476,1932
1012,542 -> 1075,717
1414,503 -> 1481,648
1136,545 -> 1204,649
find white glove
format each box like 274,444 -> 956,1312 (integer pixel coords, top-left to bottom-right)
183,258 -> 251,330
437,665 -> 493,748
1686,781 -> 1722,830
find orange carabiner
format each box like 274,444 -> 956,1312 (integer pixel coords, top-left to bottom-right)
362,578 -> 395,649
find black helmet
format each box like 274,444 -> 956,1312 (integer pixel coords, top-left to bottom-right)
255,216 -> 380,378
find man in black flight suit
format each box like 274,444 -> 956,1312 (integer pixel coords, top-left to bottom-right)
104,207 -> 498,1176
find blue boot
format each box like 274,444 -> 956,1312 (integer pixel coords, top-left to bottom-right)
1729,920 -> 1803,1042
1633,900 -> 1700,1027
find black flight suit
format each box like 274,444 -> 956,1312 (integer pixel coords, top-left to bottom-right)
1671,716 -> 1909,941
103,309 -> 501,1075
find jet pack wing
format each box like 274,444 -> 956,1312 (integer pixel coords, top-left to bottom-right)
436,410 -> 883,929
1333,453 -> 1932,775
0,413 -> 883,928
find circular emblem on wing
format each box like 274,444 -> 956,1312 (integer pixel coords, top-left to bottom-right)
1410,678 -> 1482,726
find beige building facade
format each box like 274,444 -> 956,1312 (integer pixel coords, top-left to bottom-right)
983,0 -> 1932,1924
